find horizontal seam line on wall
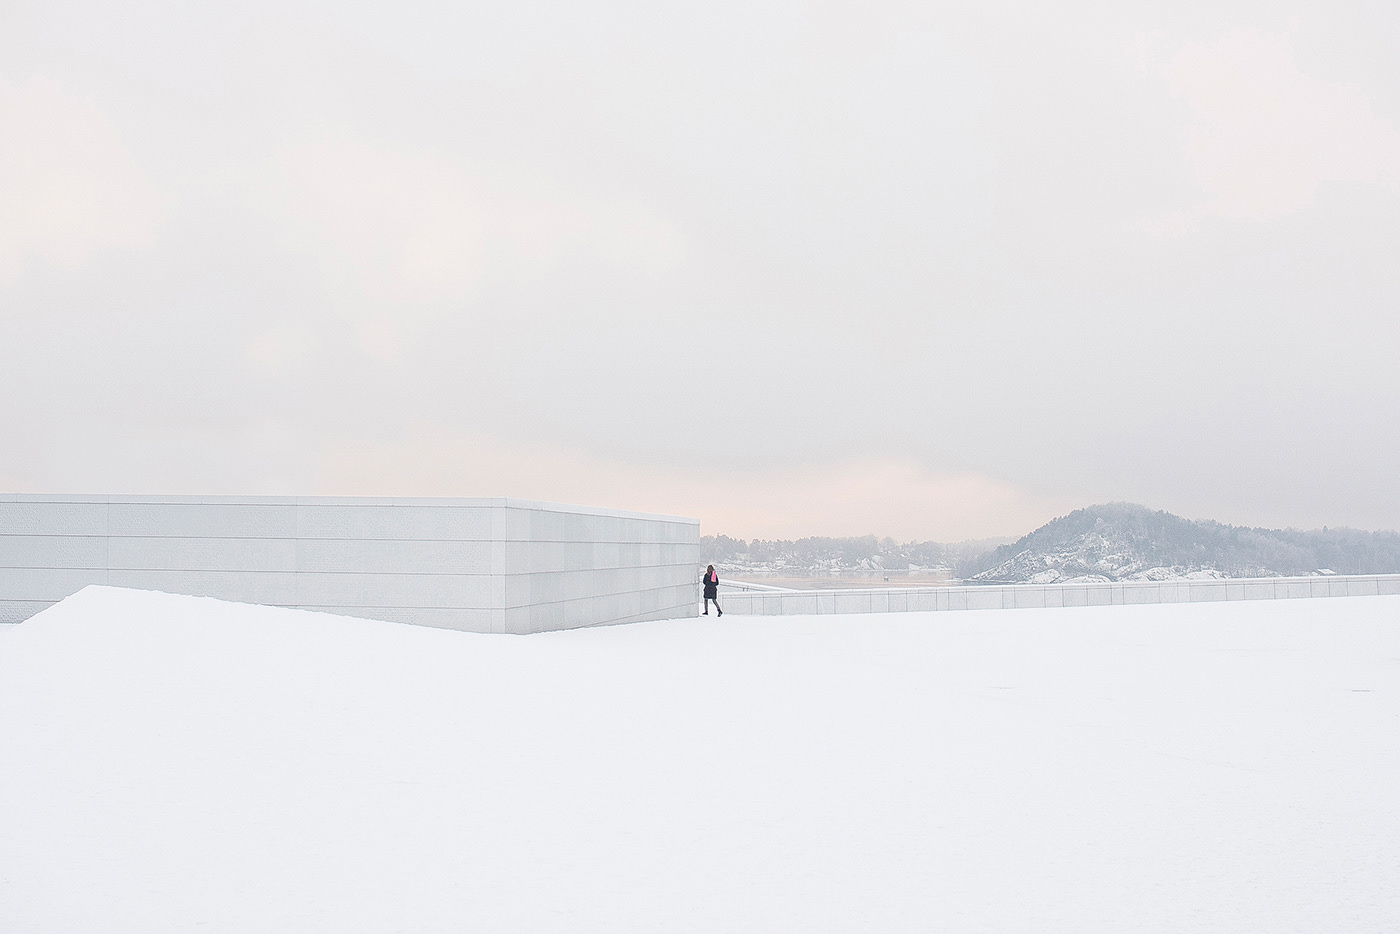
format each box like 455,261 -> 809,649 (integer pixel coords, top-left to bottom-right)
0,562 -> 700,571
0,535 -> 697,544
0,564 -> 698,573
504,590 -> 699,610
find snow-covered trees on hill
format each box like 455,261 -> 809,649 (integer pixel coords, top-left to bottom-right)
966,504 -> 1400,582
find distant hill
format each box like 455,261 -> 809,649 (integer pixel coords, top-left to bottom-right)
964,503 -> 1400,583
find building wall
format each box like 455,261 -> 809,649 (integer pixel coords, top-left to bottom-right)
715,573 -> 1400,615
0,495 -> 700,633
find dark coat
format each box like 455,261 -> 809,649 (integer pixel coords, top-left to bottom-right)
703,571 -> 719,598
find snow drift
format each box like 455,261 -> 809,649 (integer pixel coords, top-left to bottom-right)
1,585 -> 1397,932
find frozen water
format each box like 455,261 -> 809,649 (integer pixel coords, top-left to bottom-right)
2,585 -> 1397,932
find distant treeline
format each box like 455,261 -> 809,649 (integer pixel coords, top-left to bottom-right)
701,534 -> 1004,575
705,503 -> 1400,582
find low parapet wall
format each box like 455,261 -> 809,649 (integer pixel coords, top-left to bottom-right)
716,574 -> 1400,616
0,495 -> 700,633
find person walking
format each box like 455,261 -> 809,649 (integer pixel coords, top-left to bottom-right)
703,564 -> 722,616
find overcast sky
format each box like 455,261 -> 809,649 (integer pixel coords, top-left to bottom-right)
2,0 -> 1398,540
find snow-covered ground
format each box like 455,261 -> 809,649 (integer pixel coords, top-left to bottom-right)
2,586 -> 1397,932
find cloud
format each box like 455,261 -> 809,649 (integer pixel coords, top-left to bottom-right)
0,76 -> 158,281
1149,30 -> 1400,224
263,140 -> 689,310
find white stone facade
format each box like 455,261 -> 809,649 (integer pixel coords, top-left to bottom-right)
0,495 -> 700,633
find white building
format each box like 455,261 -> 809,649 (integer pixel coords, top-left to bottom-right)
0,495 -> 700,633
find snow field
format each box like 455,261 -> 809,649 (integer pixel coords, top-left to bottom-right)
1,586 -> 1397,932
